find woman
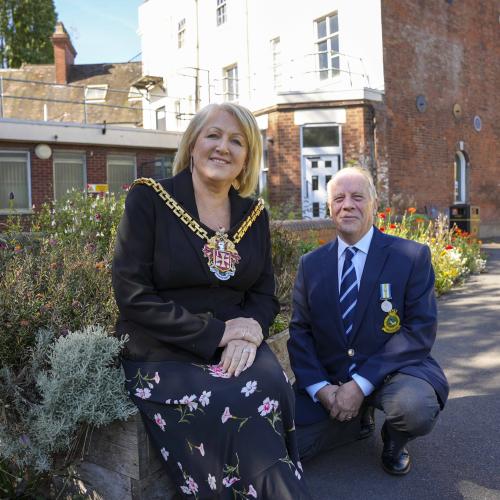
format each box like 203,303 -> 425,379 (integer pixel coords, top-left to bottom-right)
112,102 -> 311,499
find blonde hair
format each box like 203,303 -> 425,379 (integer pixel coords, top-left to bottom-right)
327,165 -> 378,203
173,103 -> 262,198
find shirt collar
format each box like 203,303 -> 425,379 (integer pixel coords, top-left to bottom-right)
337,226 -> 374,260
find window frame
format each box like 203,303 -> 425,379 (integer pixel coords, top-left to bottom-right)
223,64 -> 239,102
106,154 -> 137,195
216,0 -> 227,26
178,18 -> 186,48
454,151 -> 468,203
84,84 -> 109,102
315,12 -> 340,81
52,151 -> 87,202
0,150 -> 32,213
156,106 -> 166,131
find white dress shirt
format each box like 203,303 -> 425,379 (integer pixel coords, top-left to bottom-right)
306,226 -> 376,401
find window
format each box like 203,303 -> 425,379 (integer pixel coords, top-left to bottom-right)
271,37 -> 282,91
128,86 -> 142,102
0,151 -> 30,211
156,106 -> 166,131
53,152 -> 86,201
303,126 -> 340,148
312,176 -> 319,191
107,155 -> 136,195
85,85 -> 108,102
178,18 -> 186,48
315,12 -> 339,80
216,0 -> 227,25
223,65 -> 238,101
454,151 -> 468,203
175,100 -> 182,128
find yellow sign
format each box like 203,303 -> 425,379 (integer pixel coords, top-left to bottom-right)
87,184 -> 109,193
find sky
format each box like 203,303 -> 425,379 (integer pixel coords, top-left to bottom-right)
53,0 -> 143,64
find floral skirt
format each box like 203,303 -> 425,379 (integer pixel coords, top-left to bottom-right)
122,343 -> 311,500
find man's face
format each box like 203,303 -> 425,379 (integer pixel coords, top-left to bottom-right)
328,170 -> 376,245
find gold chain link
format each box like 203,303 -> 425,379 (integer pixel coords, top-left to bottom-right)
130,177 -> 264,244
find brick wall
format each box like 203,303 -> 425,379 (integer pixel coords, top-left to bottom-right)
380,0 -> 499,236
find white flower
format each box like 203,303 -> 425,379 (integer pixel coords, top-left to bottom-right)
180,485 -> 192,495
135,387 -> 151,399
196,443 -> 205,456
297,461 -> 303,472
199,390 -> 211,407
153,371 -> 161,384
148,382 -> 154,389
258,397 -> 273,416
154,413 -> 166,431
271,399 -> 279,411
186,476 -> 199,494
160,447 -> 169,462
177,462 -> 183,470
295,469 -> 302,480
165,399 -> 171,404
248,484 -> 258,498
180,394 -> 198,411
208,364 -> 231,378
241,380 -> 257,397
207,474 -> 217,490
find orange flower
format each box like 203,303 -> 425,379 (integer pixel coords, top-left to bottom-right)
407,207 -> 417,214
385,207 -> 392,213
95,261 -> 106,270
445,244 -> 453,250
415,218 -> 424,223
318,239 -> 326,245
379,226 -> 386,232
378,213 -> 386,219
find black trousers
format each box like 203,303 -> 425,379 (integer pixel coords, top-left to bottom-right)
296,373 -> 441,462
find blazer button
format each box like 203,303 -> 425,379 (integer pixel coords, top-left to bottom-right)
347,348 -> 355,357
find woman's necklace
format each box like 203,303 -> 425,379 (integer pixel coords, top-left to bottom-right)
130,177 -> 265,281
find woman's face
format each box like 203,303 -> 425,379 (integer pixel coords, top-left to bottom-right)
191,109 -> 248,188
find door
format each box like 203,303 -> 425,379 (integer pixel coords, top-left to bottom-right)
302,154 -> 340,218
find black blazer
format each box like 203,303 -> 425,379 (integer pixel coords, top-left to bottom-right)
112,169 -> 279,362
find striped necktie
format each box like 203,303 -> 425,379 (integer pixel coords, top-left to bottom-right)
340,246 -> 359,336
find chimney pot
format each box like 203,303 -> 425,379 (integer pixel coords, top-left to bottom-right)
51,22 -> 77,84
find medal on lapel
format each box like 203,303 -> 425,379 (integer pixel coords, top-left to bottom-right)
382,309 -> 401,334
129,178 -> 265,281
380,283 -> 393,312
203,229 -> 241,281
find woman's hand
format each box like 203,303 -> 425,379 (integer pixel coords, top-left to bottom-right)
219,317 -> 263,348
220,339 -> 257,377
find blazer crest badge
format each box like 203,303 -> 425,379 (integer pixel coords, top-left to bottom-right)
203,229 -> 241,281
382,309 -> 401,334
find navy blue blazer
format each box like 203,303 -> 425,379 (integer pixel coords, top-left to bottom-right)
288,227 -> 449,425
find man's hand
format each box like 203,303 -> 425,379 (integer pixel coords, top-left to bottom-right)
316,384 -> 339,412
329,380 -> 364,422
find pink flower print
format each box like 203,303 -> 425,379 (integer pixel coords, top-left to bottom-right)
199,390 -> 211,407
180,394 -> 198,411
148,382 -> 154,389
271,399 -> 279,411
135,387 -> 151,399
208,364 -> 231,378
258,397 -> 273,416
248,484 -> 258,498
196,443 -> 205,456
187,476 -> 199,494
154,371 -> 160,384
221,407 -> 233,423
160,447 -> 169,462
241,380 -> 257,397
154,413 -> 166,431
207,473 -> 217,490
180,485 -> 191,495
222,476 -> 240,487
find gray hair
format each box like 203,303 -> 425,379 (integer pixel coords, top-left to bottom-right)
327,165 -> 377,203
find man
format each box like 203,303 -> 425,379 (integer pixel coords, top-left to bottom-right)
288,166 -> 449,475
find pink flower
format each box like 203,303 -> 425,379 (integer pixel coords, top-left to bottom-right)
135,387 -> 151,399
247,484 -> 258,498
94,213 -> 102,221
208,364 -> 231,378
199,390 -> 211,407
258,397 -> 274,416
221,407 -> 233,423
222,476 -> 240,487
160,447 -> 169,462
271,399 -> 279,411
154,413 -> 166,431
180,394 -> 198,411
187,476 -> 199,494
153,371 -> 160,384
196,443 -> 205,456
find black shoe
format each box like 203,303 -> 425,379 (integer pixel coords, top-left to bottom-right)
357,406 -> 375,440
381,423 -> 411,475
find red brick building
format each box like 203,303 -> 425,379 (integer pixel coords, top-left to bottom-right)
257,1 -> 498,237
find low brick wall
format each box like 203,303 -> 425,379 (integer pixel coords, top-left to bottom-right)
271,218 -> 336,244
